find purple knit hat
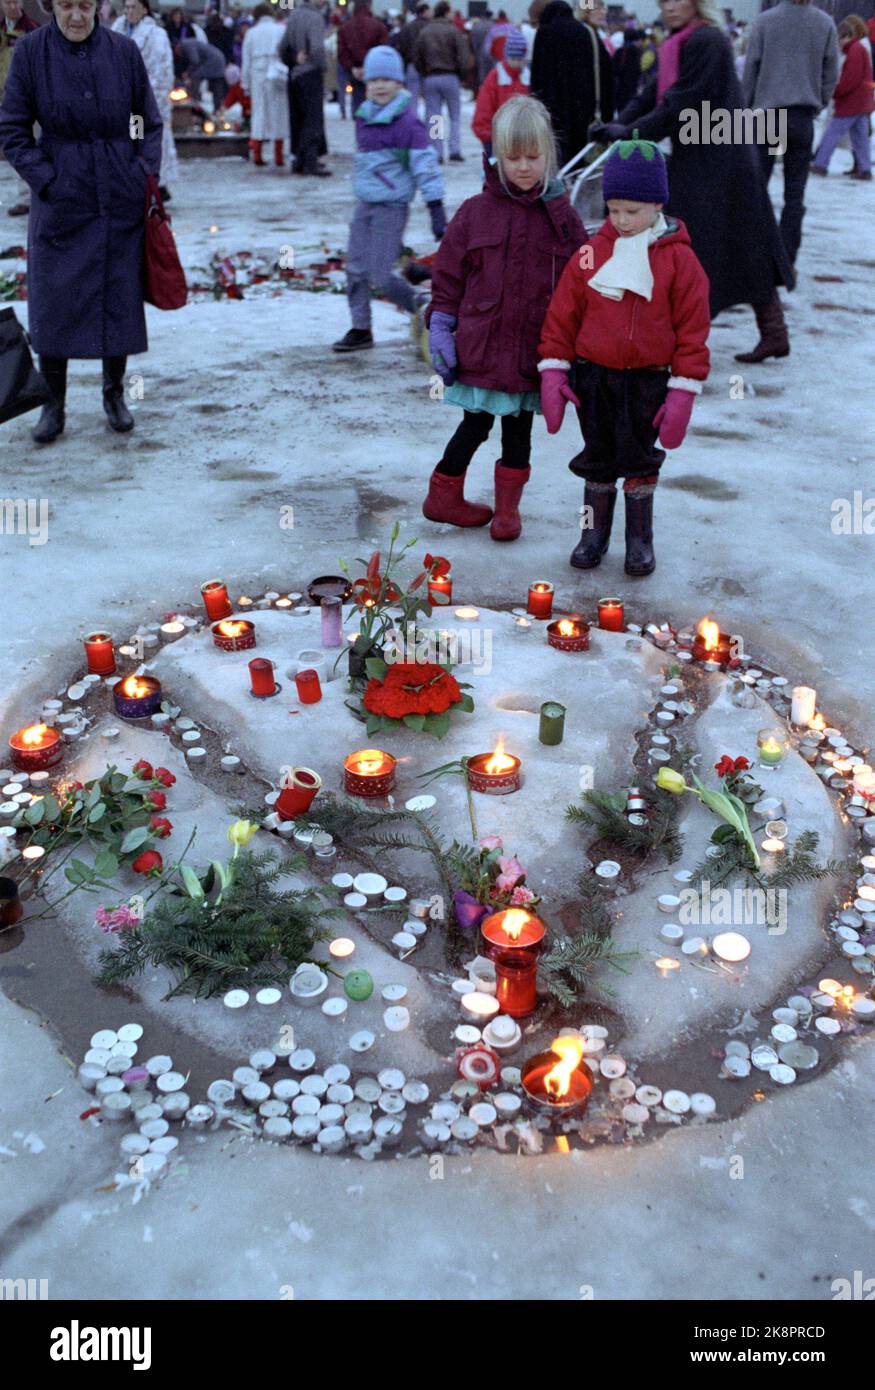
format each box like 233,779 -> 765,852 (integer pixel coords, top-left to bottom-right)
504,29 -> 527,59
602,131 -> 669,204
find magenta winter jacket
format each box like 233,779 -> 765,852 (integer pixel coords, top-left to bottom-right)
427,159 -> 586,393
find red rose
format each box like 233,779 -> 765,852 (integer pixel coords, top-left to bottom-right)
154,768 -> 175,787
133,759 -> 153,780
148,790 -> 167,810
132,849 -> 163,876
150,816 -> 173,838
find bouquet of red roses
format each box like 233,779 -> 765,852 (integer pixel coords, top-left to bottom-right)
357,657 -> 474,739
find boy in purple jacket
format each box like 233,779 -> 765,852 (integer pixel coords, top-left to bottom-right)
332,45 -> 446,353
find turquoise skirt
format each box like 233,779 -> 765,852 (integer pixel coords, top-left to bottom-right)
443,382 -> 541,416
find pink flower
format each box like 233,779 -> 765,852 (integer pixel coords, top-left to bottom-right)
495,856 -> 525,895
479,835 -> 503,851
510,885 -> 535,906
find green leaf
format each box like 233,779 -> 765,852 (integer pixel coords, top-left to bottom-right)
87,802 -> 107,824
64,859 -> 92,885
426,712 -> 451,740
86,784 -> 102,810
365,714 -> 383,737
180,864 -> 206,901
42,795 -> 61,823
365,657 -> 388,681
25,799 -> 46,826
120,825 -> 151,854
93,849 -> 119,879
457,693 -> 475,713
403,714 -> 426,731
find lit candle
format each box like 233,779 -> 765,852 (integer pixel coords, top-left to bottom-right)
757,728 -> 787,770
597,597 -> 625,632
526,582 -> 554,620
329,937 -> 356,960
655,956 -> 681,977
692,618 -> 732,666
294,668 -> 322,705
466,745 -> 521,795
454,606 -> 479,621
481,908 -> 546,1018
320,597 -> 344,649
112,675 -> 162,719
211,618 -> 256,652
760,837 -> 786,873
159,620 -> 186,642
538,701 -> 566,746
791,686 -> 816,727
343,749 -> 396,798
249,658 -> 279,698
9,723 -> 63,773
711,931 -> 751,963
200,579 -> 232,622
83,630 -> 116,676
546,616 -> 589,652
428,574 -> 453,607
521,1037 -> 593,1116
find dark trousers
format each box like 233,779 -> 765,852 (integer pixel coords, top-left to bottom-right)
350,76 -> 366,113
569,361 -> 667,485
756,106 -> 814,268
289,69 -> 326,173
439,409 -> 533,475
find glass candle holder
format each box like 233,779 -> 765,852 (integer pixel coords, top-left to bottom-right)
320,597 -> 344,649
539,701 -> 566,746
294,668 -> 322,705
249,658 -> 279,698
201,579 -> 232,622
597,597 -> 624,632
527,582 -> 554,620
427,574 -> 453,607
757,727 -> 788,770
83,630 -> 116,675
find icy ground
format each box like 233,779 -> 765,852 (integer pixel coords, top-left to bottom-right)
1,99 -> 874,1299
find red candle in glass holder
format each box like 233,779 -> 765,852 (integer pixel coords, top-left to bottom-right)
9,723 -> 63,773
295,668 -> 322,705
597,598 -> 624,632
481,908 -> 546,1018
249,658 -> 278,697
527,582 -> 554,620
83,630 -> 116,675
276,767 -> 322,819
428,574 -> 453,606
201,579 -> 232,622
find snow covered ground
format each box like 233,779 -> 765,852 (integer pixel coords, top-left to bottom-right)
1,96 -> 874,1300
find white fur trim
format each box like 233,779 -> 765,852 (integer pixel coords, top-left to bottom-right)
538,358 -> 571,372
667,376 -> 703,395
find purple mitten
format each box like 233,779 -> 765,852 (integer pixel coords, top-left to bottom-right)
429,310 -> 457,385
653,388 -> 695,450
540,368 -> 580,434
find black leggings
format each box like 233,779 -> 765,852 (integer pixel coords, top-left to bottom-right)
438,409 -> 533,476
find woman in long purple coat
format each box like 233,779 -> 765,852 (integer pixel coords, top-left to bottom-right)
0,0 -> 163,443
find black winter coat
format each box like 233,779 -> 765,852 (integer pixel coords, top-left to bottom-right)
530,1 -> 613,167
617,24 -> 793,315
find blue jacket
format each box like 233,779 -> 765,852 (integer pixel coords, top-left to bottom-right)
353,90 -> 444,205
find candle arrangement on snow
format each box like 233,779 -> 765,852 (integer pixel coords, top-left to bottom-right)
547,616 -> 589,652
481,907 -> 546,1017
112,675 -> 162,719
343,748 -> 396,798
521,1036 -> 594,1116
9,722 -> 63,772
211,618 -> 256,652
467,744 -> 521,795
692,617 -> 732,666
597,597 -> 625,632
200,579 -> 232,622
83,630 -> 116,675
527,581 -> 554,620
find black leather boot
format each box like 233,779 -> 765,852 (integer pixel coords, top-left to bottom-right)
102,356 -> 134,432
31,356 -> 67,444
624,488 -> 655,576
735,295 -> 790,363
570,485 -> 616,569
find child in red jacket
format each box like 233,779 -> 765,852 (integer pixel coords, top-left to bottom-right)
472,29 -> 529,156
810,18 -> 874,178
539,134 -> 710,577
424,95 -> 585,541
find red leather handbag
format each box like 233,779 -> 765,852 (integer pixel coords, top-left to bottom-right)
144,174 -> 187,310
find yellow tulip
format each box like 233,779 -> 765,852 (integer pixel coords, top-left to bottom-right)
227,819 -> 259,849
656,767 -> 687,795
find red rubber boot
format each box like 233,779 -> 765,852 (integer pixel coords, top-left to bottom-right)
422,467 -> 493,528
490,462 -> 530,541
249,139 -> 265,166
274,140 -> 284,168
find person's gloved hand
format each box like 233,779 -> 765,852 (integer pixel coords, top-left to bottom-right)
427,200 -> 447,240
589,122 -> 629,145
429,310 -> 457,385
540,368 -> 580,434
653,388 -> 696,449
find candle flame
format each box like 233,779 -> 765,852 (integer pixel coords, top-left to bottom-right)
698,618 -> 720,651
485,740 -> 515,775
809,713 -> 827,732
544,1036 -> 584,1099
499,908 -> 532,942
20,723 -> 51,747
170,87 -> 188,101
217,620 -> 250,637
557,619 -> 577,637
355,749 -> 386,775
120,676 -> 152,698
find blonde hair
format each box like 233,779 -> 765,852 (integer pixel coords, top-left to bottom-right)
690,0 -> 725,28
492,96 -> 558,194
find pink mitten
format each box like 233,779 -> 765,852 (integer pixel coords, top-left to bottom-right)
540,369 -> 580,435
653,388 -> 695,450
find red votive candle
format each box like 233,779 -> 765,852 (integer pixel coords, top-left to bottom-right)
428,574 -> 453,606
83,630 -> 116,675
201,579 -> 232,622
9,723 -> 64,772
481,908 -> 546,1019
276,767 -> 322,819
249,658 -> 277,697
295,668 -> 322,704
527,582 -> 554,620
597,597 -> 624,632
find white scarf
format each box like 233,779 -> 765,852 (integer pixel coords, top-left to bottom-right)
589,213 -> 667,303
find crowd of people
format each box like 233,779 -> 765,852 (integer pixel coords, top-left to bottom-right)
0,0 -> 872,570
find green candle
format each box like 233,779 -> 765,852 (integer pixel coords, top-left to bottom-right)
539,701 -> 566,746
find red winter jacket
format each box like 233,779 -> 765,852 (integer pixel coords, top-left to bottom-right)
428,159 -> 586,393
471,64 -> 529,144
832,40 -> 874,118
538,217 -> 710,383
